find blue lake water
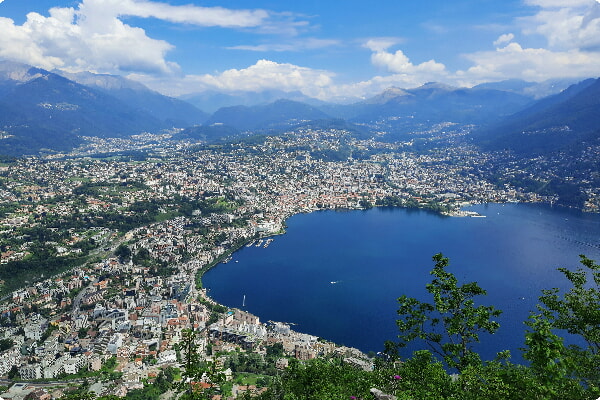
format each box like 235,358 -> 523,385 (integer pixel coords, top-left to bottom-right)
202,203 -> 600,361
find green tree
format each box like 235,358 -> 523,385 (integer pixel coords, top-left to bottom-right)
257,357 -> 374,400
114,244 -> 131,262
0,338 -> 14,352
265,342 -> 284,358
177,329 -> 226,400
531,255 -> 600,392
78,327 -> 88,339
538,255 -> 600,354
395,253 -> 502,371
520,313 -> 589,399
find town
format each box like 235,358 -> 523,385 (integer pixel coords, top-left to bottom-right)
0,126 -> 590,399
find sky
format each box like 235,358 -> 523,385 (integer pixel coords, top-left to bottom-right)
1,0 -> 600,101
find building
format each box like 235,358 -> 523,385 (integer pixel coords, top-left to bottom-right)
19,364 -> 42,380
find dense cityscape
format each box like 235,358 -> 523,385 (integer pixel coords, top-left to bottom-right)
1,125 -> 595,399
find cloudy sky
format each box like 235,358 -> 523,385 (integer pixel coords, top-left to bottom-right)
1,0 -> 600,101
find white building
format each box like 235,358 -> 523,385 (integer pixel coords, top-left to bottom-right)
19,363 -> 42,380
63,356 -> 88,375
0,348 -> 21,376
23,314 -> 48,341
107,333 -> 123,354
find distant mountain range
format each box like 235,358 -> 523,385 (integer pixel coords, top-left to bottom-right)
180,89 -> 329,114
181,82 -> 541,138
324,82 -> 534,137
472,78 -> 581,99
178,78 -> 577,112
0,60 -> 598,159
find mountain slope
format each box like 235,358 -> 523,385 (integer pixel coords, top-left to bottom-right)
60,71 -> 209,126
473,78 -> 600,155
0,72 -> 164,134
473,78 -> 582,99
0,61 -> 174,155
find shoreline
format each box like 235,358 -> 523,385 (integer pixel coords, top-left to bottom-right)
194,200 -> 517,286
193,202 -> 475,351
195,199 -> 596,355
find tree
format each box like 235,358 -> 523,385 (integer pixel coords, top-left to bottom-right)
538,255 -> 600,355
266,342 -> 284,358
177,329 -> 226,400
520,313 -> 589,399
0,338 -> 14,352
114,244 -> 131,262
394,253 -> 502,371
531,255 -> 600,391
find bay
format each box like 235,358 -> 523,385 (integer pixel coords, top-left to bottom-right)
202,203 -> 600,361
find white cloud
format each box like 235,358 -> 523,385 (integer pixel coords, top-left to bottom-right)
421,21 -> 449,34
107,0 -> 268,28
493,33 -> 514,47
0,5 -> 177,74
524,0 -> 593,7
132,57 -> 452,103
131,59 -> 336,98
457,41 -> 600,84
371,49 -> 446,75
362,37 -> 404,53
520,0 -> 600,50
448,0 -> 600,85
0,0 -> 307,76
361,38 -> 447,84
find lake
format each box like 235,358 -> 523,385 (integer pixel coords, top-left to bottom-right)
202,203 -> 600,361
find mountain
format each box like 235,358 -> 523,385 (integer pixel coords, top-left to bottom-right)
0,60 -> 47,95
204,99 -> 331,132
181,89 -> 328,113
360,87 -> 413,105
473,78 -> 600,155
360,82 -> 532,122
0,61 -> 186,156
474,78 -> 582,99
320,83 -> 533,139
59,71 -> 209,126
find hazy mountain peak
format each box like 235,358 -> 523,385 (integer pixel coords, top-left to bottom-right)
361,86 -> 413,105
474,78 -> 586,99
414,82 -> 457,91
53,69 -> 209,126
0,60 -> 49,83
57,70 -> 151,92
383,86 -> 409,95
